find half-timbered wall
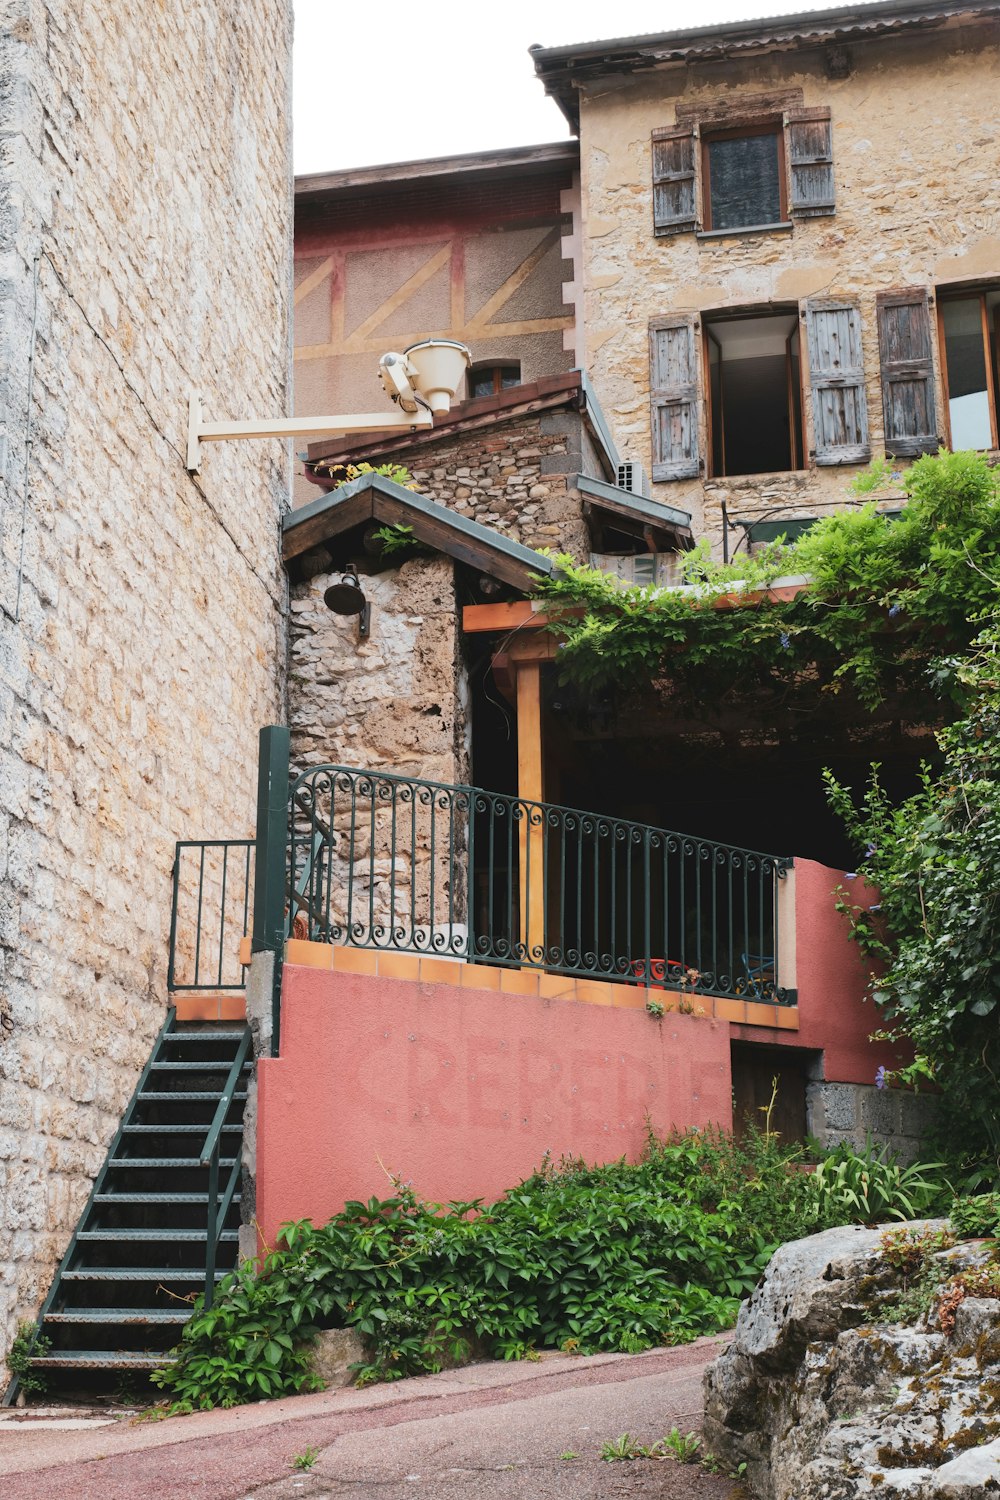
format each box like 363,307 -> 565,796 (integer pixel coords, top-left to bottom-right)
294,164 -> 576,504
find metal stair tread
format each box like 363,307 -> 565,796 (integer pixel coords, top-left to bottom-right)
164,1029 -> 248,1040
137,1090 -> 248,1102
29,1353 -> 176,1370
45,1309 -> 191,1324
149,1061 -> 249,1071
76,1228 -> 239,1242
62,1268 -> 228,1281
123,1124 -> 242,1133
110,1158 -> 238,1168
94,1192 -> 241,1204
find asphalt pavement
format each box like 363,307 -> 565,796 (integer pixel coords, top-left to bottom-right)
0,1337 -> 740,1500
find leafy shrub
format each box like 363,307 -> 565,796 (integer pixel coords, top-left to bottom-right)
154,1128 -> 949,1411
950,1194 -> 1000,1240
810,1141 -> 948,1225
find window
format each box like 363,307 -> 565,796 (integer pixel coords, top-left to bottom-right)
704,310 -> 803,476
467,362 -> 521,400
702,126 -> 785,233
652,107 -> 835,238
648,300 -> 870,482
939,287 -> 1000,451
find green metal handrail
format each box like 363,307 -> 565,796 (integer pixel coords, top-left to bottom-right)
199,1027 -> 251,1310
168,839 -> 254,993
287,764 -> 794,1003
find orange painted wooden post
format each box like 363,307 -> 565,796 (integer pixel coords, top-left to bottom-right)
515,661 -> 546,963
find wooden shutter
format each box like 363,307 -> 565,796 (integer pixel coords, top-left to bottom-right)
649,316 -> 700,481
876,289 -> 939,457
805,301 -> 870,466
786,107 -> 835,218
652,126 -> 697,237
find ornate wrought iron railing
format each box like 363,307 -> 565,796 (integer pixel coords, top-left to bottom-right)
167,839 -> 255,993
287,765 -> 793,1003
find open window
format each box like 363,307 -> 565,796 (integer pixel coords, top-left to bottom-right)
938,286 -> 1000,452
704,310 -> 804,477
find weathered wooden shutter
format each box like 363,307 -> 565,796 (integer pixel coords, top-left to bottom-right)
649,316 -> 700,481
652,126 -> 697,236
876,289 -> 939,457
786,107 -> 835,218
805,301 -> 870,465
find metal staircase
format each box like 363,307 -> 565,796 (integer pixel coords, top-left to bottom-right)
4,1008 -> 251,1402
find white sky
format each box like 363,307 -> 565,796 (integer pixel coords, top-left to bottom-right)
292,0 -> 835,176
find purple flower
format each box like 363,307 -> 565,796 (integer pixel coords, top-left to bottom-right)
779,633 -> 791,650
875,1065 -> 887,1090
888,604 -> 901,618
845,872 -> 858,880
865,842 -> 878,857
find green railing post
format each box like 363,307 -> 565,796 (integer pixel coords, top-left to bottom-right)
253,725 -> 290,1054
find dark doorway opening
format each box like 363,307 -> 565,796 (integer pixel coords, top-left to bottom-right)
731,1042 -> 819,1146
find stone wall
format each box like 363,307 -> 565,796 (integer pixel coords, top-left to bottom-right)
807,1080 -> 938,1167
289,558 -> 470,943
0,0 -> 292,1368
576,19 -> 1000,548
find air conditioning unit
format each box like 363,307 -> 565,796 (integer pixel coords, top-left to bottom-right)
591,552 -> 682,587
616,459 -> 650,497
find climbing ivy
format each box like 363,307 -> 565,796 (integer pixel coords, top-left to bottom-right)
827,621 -> 1000,1175
535,450 -> 1000,715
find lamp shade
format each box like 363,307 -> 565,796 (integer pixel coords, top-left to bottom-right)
404,339 -> 471,413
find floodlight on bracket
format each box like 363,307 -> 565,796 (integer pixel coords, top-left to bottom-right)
185,339 -> 472,473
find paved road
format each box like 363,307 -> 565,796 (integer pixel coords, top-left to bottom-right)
0,1338 -> 740,1500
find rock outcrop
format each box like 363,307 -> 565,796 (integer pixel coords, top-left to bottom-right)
703,1223 -> 1000,1498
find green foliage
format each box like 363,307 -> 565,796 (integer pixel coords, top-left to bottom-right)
810,1141 -> 948,1224
827,621 -> 1000,1173
291,1448 -> 319,1471
645,998 -> 665,1019
319,461 -> 417,490
662,1427 -> 703,1463
7,1322 -> 49,1397
149,1257 -> 322,1410
601,1433 -> 648,1461
154,1128 -> 950,1411
877,1225 -> 955,1326
950,1193 -> 1000,1240
536,450 -> 1000,713
371,522 -> 431,558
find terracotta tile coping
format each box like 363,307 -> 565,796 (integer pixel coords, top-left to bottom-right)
274,938 -> 798,1028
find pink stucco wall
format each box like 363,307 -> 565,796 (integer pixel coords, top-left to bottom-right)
732,857 -> 906,1082
255,968 -> 732,1248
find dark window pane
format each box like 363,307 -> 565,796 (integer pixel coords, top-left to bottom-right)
500,368 -> 520,389
708,133 -> 782,231
470,369 -> 497,398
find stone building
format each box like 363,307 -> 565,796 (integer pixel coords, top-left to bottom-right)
0,0 -> 292,1376
531,0 -> 1000,552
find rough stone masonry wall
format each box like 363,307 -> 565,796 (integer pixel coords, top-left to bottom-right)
289,558 -> 471,946
0,0 -> 292,1368
401,409 -> 597,560
577,21 -> 1000,549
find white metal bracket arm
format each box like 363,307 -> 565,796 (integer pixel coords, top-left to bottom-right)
186,392 -> 434,473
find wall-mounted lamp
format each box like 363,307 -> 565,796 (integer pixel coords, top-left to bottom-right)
323,564 -> 371,639
186,339 -> 471,472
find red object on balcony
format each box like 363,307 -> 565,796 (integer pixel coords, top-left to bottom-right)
631,958 -> 686,989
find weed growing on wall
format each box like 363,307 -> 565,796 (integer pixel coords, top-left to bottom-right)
153,1127 -> 949,1411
